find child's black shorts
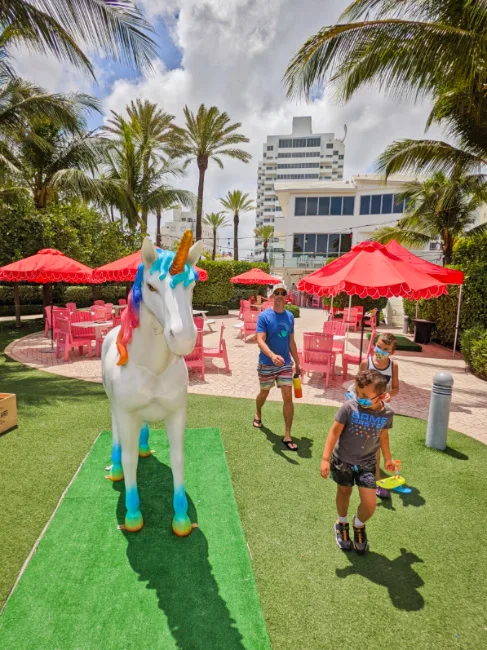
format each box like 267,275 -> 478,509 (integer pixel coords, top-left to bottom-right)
330,454 -> 376,489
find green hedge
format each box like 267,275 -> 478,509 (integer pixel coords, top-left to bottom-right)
403,235 -> 487,347
285,304 -> 300,318
461,327 -> 487,379
193,260 -> 271,308
0,304 -> 44,317
0,285 -> 43,305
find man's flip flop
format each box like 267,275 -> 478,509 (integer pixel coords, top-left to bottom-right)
282,438 -> 298,451
253,417 -> 263,429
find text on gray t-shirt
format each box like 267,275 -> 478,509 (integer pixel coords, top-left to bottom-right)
333,400 -> 393,465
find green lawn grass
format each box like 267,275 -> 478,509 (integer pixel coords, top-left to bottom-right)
1,321 -> 487,649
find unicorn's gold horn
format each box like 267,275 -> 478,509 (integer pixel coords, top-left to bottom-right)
170,229 -> 193,275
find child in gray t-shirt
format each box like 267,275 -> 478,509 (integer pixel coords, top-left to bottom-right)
320,369 -> 396,554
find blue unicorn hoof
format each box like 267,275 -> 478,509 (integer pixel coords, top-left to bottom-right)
172,515 -> 193,537
125,511 -> 144,532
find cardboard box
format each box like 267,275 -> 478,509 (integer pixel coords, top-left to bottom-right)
0,393 -> 17,434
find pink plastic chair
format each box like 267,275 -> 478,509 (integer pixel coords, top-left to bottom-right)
193,316 -> 204,331
52,308 -> 70,341
355,306 -> 364,326
90,305 -> 107,321
311,295 -> 322,309
70,310 -> 102,354
241,310 -> 259,342
343,308 -> 360,332
104,303 -> 114,319
302,332 -> 336,388
94,300 -> 105,306
342,326 -> 376,380
66,302 -> 77,313
56,316 -> 93,361
323,320 -> 347,358
364,308 -> 378,328
184,329 -> 205,379
118,299 -> 127,306
204,323 -> 230,373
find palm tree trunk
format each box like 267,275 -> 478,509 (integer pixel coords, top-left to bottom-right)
212,228 -> 217,260
156,209 -> 162,247
110,206 -> 115,223
233,212 -> 239,261
263,241 -> 268,263
196,158 -> 207,241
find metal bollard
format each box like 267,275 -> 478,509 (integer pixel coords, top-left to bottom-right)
426,372 -> 454,450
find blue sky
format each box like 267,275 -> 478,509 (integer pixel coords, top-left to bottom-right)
87,17 -> 182,130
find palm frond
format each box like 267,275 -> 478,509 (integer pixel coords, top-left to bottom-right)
284,19 -> 480,102
371,226 -> 430,248
3,0 -> 156,75
376,139 -> 487,178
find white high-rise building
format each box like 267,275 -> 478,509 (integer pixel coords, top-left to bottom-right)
255,116 -> 345,259
160,207 -> 215,255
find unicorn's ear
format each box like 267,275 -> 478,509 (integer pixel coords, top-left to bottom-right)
188,239 -> 204,267
141,236 -> 156,268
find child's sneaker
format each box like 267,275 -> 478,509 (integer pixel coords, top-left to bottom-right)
334,521 -> 352,551
353,524 -> 369,554
376,486 -> 390,498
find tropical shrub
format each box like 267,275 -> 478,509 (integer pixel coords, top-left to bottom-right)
461,327 -> 487,379
403,235 -> 487,346
285,304 -> 300,318
193,260 -> 271,307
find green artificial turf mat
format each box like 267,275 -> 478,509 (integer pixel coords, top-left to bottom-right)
0,429 -> 270,650
367,332 -> 422,351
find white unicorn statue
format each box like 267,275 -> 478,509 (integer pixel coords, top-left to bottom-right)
102,230 -> 203,536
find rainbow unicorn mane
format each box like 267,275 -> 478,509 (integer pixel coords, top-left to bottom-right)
116,249 -> 199,366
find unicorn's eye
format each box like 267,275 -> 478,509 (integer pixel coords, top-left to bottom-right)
147,283 -> 157,292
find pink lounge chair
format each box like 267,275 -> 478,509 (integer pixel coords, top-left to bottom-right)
56,316 -> 93,361
184,329 -> 205,380
302,332 -> 336,388
204,323 -> 230,373
66,302 -> 77,313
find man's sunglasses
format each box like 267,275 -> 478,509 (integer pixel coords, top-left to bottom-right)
274,290 -> 287,296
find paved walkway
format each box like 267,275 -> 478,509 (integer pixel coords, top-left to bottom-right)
5,309 -> 487,443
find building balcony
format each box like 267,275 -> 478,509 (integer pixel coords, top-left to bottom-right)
269,252 -> 341,270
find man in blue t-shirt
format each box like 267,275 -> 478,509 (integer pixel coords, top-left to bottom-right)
253,284 -> 301,451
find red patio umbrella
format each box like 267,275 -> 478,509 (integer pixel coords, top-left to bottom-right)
230,268 -> 281,285
297,241 -> 448,361
384,240 -> 464,356
384,240 -> 464,285
297,241 -> 448,300
0,248 -> 98,334
93,250 -> 208,282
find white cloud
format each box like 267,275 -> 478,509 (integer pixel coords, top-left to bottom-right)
14,0 -> 445,257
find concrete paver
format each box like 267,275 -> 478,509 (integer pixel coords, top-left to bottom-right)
5,308 -> 487,440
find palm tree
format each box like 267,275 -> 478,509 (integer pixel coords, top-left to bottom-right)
371,173 -> 487,264
0,80 -> 98,171
105,101 -> 181,228
0,91 -> 106,207
254,225 -> 274,264
220,190 -> 255,261
170,104 -> 251,241
203,211 -> 229,260
0,1 -> 155,80
102,110 -> 194,233
284,1 -> 487,178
